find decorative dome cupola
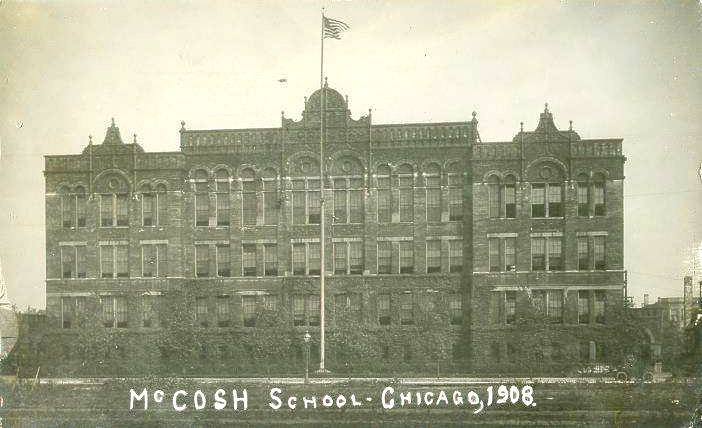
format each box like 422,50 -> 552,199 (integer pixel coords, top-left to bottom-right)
103,117 -> 124,145
301,78 -> 352,128
513,103 -> 580,143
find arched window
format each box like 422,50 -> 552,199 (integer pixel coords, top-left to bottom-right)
289,159 -> 320,225
98,176 -> 129,227
424,163 -> 441,222
155,184 -> 168,226
593,173 -> 606,216
397,164 -> 414,222
487,175 -> 500,218
447,163 -> 463,221
192,170 -> 210,226
240,168 -> 257,226
261,168 -> 278,225
60,186 -> 87,228
140,184 -> 155,226
503,175 -> 517,219
214,169 -> 230,226
576,173 -> 590,217
332,158 -> 364,224
376,165 -> 392,223
530,165 -> 563,218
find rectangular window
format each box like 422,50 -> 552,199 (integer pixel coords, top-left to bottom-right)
61,297 -> 74,328
216,296 -> 231,327
504,183 -> 516,218
114,296 -> 128,328
142,296 -> 161,328
548,238 -> 563,271
100,194 -> 114,227
195,194 -> 209,226
547,184 -> 562,217
115,245 -> 129,277
217,244 -> 231,277
594,182 -> 605,216
531,184 -> 545,217
504,237 -> 516,272
578,290 -> 590,324
449,294 -> 462,325
531,238 -> 546,271
505,291 -> 516,324
399,241 -> 414,274
595,291 -> 606,324
579,341 -> 591,363
241,244 -> 256,276
242,296 -> 256,327
216,194 -> 230,226
308,242 -> 321,275
349,242 -> 363,275
292,243 -> 306,275
547,290 -> 563,323
196,245 -> 210,277
308,295 -> 320,326
100,246 -> 114,278
577,183 -> 589,216
377,242 -> 392,274
377,293 -> 391,325
263,180 -> 278,225
142,244 -> 156,277
334,242 -> 347,275
293,294 -> 305,326
426,240 -> 441,273
489,238 -> 500,272
242,181 -> 257,226
449,240 -> 463,273
594,236 -> 606,270
61,247 -> 76,279
264,244 -> 277,276
102,296 -> 115,328
400,293 -> 413,325
142,194 -> 155,226
195,297 -> 208,327
578,237 -> 589,270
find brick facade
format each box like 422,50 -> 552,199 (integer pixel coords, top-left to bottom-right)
40,85 -> 626,376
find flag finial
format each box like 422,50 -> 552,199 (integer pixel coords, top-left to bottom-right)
324,77 -> 328,88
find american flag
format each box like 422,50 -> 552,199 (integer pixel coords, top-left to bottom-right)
323,16 -> 349,39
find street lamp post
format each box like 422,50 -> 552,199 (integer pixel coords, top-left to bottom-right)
304,331 -> 311,384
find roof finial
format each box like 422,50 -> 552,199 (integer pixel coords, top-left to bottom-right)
180,120 -> 186,131
520,121 -> 524,132
471,111 -> 477,121
88,135 -> 93,144
304,96 -> 308,105
569,120 -> 573,131
111,117 -> 116,127
324,76 -> 328,88
544,102 -> 549,113
133,133 -> 137,144
281,110 -> 285,119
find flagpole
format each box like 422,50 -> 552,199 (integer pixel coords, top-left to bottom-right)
318,7 -> 327,373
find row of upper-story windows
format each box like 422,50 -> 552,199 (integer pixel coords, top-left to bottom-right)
486,234 -> 607,272
487,174 -> 607,219
496,289 -> 607,325
56,239 -> 465,279
59,291 -> 463,329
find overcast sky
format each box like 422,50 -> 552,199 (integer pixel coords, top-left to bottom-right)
1,0 -> 701,310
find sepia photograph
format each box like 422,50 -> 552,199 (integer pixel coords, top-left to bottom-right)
0,0 -> 701,426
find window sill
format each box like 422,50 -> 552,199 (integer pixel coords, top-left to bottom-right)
529,217 -> 564,220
